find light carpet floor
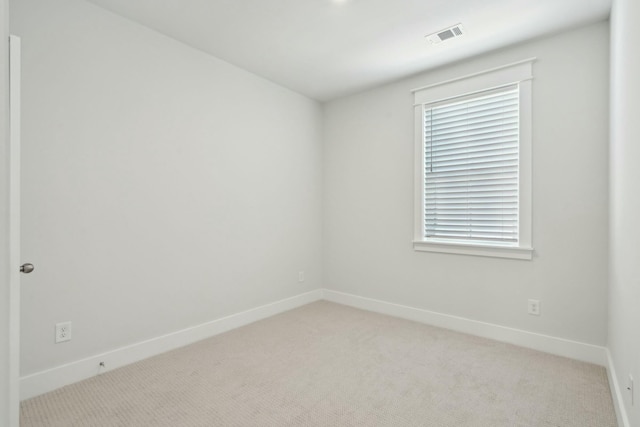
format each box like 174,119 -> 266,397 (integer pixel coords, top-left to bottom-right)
20,301 -> 617,426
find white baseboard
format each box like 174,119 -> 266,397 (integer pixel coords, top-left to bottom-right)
322,289 -> 607,366
20,289 -> 324,400
21,288 -> 609,401
606,349 -> 631,427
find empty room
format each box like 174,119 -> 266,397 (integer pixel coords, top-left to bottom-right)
1,0 -> 638,426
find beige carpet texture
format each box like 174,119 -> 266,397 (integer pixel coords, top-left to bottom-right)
20,301 -> 617,426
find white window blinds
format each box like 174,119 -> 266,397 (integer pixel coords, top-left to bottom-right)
423,85 -> 519,244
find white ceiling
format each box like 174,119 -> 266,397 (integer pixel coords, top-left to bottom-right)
84,0 -> 611,101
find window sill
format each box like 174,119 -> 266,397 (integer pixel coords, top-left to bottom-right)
413,239 -> 533,260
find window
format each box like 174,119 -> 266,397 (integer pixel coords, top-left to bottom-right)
413,59 -> 534,260
424,86 -> 519,243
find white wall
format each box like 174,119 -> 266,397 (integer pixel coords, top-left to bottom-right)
323,22 -> 610,346
609,0 -> 640,424
8,0 -> 619,410
11,0 -> 323,376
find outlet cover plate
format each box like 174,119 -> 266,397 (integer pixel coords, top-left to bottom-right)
55,321 -> 72,343
527,299 -> 540,316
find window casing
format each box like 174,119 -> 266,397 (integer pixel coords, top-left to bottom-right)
413,59 -> 534,260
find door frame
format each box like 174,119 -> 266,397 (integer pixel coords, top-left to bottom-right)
4,32 -> 21,427
9,34 -> 21,426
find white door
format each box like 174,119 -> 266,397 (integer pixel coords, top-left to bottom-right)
8,34 -> 23,427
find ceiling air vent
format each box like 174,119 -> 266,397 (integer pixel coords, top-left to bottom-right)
426,24 -> 465,45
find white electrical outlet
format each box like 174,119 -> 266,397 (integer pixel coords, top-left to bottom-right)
628,374 -> 634,406
527,299 -> 540,316
55,321 -> 72,343
298,271 -> 305,283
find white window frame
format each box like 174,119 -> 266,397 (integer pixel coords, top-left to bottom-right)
412,59 -> 535,260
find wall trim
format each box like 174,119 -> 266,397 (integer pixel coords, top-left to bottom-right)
322,289 -> 607,366
20,289 -> 323,400
606,348 -> 631,427
21,288 -> 609,401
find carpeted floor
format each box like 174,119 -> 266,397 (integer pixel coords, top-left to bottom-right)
20,301 -> 617,426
